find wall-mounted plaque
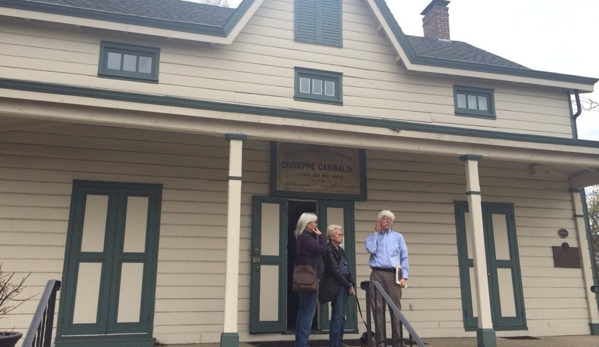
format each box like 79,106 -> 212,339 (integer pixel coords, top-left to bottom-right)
552,246 -> 581,268
270,142 -> 366,200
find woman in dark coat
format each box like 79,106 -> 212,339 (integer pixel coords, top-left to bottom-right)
294,212 -> 327,347
324,225 -> 356,347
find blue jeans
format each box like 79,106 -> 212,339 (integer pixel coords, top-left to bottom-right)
329,283 -> 348,347
295,286 -> 319,347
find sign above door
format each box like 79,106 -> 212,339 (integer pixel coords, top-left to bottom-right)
270,142 -> 366,201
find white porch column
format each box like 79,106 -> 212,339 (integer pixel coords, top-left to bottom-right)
460,155 -> 496,347
570,189 -> 599,334
221,133 -> 246,347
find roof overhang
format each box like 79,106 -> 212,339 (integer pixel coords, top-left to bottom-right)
366,0 -> 597,92
1,0 -> 596,92
0,0 -> 265,45
2,78 -> 598,188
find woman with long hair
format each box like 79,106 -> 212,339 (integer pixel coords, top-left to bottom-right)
294,212 -> 327,347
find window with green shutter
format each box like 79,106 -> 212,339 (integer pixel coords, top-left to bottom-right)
295,0 -> 342,47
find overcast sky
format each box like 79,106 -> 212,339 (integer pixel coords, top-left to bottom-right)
225,0 -> 599,140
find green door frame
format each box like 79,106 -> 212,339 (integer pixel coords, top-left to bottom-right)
249,197 -> 358,334
455,201 -> 527,331
56,180 -> 162,347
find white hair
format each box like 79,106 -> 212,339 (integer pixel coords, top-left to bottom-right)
377,210 -> 395,222
294,212 -> 317,238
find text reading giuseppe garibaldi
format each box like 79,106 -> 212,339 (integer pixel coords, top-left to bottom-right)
280,161 -> 354,172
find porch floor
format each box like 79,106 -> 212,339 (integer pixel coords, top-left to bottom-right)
166,334 -> 598,347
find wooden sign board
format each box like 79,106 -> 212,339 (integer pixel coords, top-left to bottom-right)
270,142 -> 366,200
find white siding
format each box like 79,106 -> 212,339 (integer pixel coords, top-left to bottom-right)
0,124 -> 592,342
0,0 -> 573,139
0,124 -> 269,344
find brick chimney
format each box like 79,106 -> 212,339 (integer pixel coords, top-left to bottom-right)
421,0 -> 450,40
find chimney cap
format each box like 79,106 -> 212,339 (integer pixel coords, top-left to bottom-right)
421,0 -> 450,16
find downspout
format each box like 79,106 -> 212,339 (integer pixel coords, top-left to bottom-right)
570,89 -> 599,321
571,89 -> 582,139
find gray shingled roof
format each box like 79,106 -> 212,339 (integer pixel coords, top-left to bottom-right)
19,0 -> 526,70
406,35 -> 530,70
27,0 -> 235,26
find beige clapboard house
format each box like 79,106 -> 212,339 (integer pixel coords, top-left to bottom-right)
1,0 -> 598,347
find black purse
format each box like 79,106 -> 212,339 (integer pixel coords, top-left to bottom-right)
318,275 -> 339,304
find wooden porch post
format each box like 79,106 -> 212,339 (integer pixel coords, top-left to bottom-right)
460,155 -> 496,347
221,133 -> 247,347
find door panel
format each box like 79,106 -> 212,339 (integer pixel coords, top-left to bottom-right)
318,200 -> 357,333
250,196 -> 288,333
484,206 -> 526,329
57,181 -> 161,347
455,202 -> 526,331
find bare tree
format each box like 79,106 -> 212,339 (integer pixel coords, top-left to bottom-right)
586,185 -> 599,272
185,0 -> 232,7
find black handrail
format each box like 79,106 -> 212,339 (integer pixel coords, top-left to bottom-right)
22,279 -> 61,347
360,280 -> 425,347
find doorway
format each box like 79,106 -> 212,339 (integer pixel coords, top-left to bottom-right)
454,201 -> 527,331
56,180 -> 162,347
249,197 -> 357,334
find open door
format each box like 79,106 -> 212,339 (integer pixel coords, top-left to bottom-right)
249,196 -> 288,333
249,197 -> 357,334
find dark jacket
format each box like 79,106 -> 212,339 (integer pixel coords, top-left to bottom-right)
296,230 -> 328,280
323,242 -> 354,291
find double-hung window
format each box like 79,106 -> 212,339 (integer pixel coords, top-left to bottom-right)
454,86 -> 495,119
295,67 -> 342,104
98,42 -> 160,82
295,0 -> 342,47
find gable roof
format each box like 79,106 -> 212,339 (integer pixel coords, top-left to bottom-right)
406,36 -> 529,71
1,0 -> 596,89
13,0 -> 235,26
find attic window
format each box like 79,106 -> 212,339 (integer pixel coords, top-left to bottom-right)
454,86 -> 495,119
98,42 -> 160,82
294,67 -> 343,105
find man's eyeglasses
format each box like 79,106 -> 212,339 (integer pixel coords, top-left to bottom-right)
381,216 -> 393,222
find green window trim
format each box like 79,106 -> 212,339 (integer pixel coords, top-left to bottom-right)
295,0 -> 343,47
98,42 -> 160,82
454,85 -> 495,119
294,67 -> 343,105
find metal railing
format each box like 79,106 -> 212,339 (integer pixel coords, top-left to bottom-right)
22,279 -> 61,347
360,280 -> 425,347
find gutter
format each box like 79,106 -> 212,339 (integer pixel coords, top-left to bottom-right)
571,90 -> 583,139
